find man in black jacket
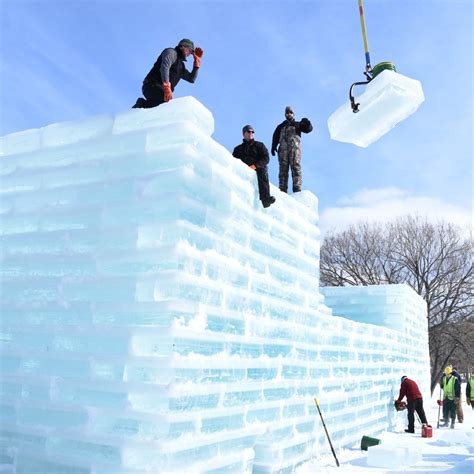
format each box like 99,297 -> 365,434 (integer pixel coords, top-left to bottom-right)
271,106 -> 313,193
233,125 -> 276,208
132,39 -> 203,109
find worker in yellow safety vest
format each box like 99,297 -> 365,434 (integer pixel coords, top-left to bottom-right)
440,366 -> 461,428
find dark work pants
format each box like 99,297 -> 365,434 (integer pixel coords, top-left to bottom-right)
132,81 -> 165,109
407,398 -> 428,431
255,166 -> 271,202
443,398 -> 457,421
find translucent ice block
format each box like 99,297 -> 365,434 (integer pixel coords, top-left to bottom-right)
42,114 -> 114,147
0,127 -> 41,156
328,70 -> 424,147
113,96 -> 215,136
367,444 -> 421,468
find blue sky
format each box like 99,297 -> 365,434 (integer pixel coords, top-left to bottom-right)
1,0 -> 472,233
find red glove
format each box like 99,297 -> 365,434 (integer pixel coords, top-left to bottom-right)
249,164 -> 257,170
162,82 -> 172,102
193,47 -> 203,68
437,400 -> 444,406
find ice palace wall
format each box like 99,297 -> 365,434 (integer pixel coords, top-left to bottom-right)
0,97 -> 430,474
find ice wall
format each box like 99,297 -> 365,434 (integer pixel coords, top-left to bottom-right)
0,97 -> 430,474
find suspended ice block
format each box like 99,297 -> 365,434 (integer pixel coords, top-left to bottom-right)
328,70 -> 424,147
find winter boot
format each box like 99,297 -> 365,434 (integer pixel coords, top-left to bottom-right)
440,420 -> 449,427
262,196 -> 276,208
132,97 -> 147,109
450,419 -> 455,429
404,429 -> 415,433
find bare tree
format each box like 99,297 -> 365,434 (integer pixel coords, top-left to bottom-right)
320,216 -> 473,393
320,221 -> 402,286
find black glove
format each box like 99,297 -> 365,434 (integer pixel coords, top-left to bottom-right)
271,148 -> 276,156
300,117 -> 313,133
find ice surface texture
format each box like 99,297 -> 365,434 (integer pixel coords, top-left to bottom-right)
328,70 -> 425,147
367,444 -> 422,469
0,97 -> 430,473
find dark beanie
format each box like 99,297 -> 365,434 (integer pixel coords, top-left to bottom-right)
242,124 -> 254,134
285,106 -> 294,114
178,38 -> 195,51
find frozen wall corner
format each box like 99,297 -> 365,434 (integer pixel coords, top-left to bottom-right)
112,96 -> 215,137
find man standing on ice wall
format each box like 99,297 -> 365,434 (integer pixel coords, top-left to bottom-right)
271,106 -> 313,193
395,375 -> 428,433
132,38 -> 203,109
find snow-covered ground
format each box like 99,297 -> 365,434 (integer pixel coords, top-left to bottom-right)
299,387 -> 473,473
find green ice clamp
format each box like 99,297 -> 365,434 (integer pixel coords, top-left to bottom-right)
349,61 -> 397,113
371,61 -> 397,78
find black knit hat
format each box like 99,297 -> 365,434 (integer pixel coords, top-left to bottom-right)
242,124 -> 254,134
285,106 -> 294,114
178,38 -> 195,51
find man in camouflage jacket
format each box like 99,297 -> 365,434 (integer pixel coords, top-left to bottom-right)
271,106 -> 313,193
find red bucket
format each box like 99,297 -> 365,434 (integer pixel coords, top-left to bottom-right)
422,424 -> 433,438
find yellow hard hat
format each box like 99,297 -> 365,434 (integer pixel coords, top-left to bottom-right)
444,366 -> 452,375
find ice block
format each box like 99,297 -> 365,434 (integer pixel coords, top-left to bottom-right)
328,69 -> 425,147
367,444 -> 421,468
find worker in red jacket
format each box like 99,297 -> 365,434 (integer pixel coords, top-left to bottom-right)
395,376 -> 428,433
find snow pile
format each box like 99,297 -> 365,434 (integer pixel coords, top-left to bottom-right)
328,69 -> 425,147
297,396 -> 474,473
0,97 -> 429,473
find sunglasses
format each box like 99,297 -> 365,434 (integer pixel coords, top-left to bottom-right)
246,130 -> 255,134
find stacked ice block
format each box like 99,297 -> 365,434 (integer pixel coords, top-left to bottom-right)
0,97 -> 430,473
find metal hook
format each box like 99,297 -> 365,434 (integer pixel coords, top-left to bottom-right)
349,80 -> 370,113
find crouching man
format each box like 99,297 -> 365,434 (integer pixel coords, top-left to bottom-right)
395,375 -> 428,433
